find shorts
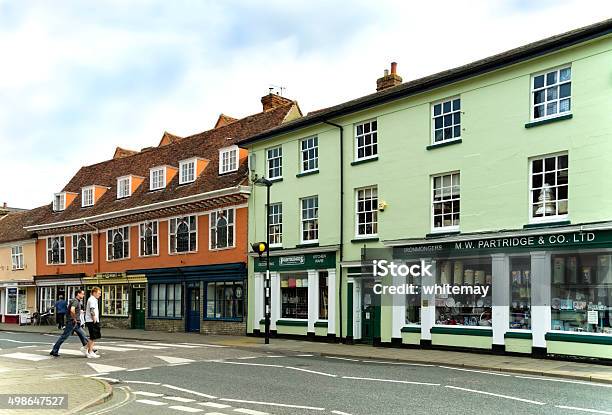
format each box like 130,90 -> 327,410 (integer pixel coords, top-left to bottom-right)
86,322 -> 101,340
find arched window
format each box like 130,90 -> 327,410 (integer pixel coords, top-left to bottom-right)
170,216 -> 196,253
216,214 -> 228,249
47,236 -> 65,264
210,209 -> 234,250
52,240 -> 61,263
113,232 -> 124,259
176,220 -> 189,252
139,221 -> 158,256
107,227 -> 129,260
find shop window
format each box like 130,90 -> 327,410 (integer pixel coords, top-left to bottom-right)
532,66 -> 571,120
11,246 -> 24,270
6,288 -> 17,314
432,172 -> 460,231
510,257 -> 531,329
356,186 -> 378,237
149,283 -> 182,318
406,263 -> 421,325
102,284 -> 129,316
267,146 -> 282,179
530,153 -> 568,222
66,286 -> 82,301
319,271 -> 328,320
355,119 -> 377,161
205,281 -> 244,320
39,286 -> 55,313
268,203 -> 283,247
107,226 -> 130,260
281,273 -> 308,319
300,136 -> 318,173
432,97 -> 461,144
435,257 -> 492,326
72,233 -> 92,263
300,196 -> 319,243
139,220 -> 158,256
170,216 -> 197,253
551,252 -> 612,334
210,209 -> 235,250
46,236 -> 65,264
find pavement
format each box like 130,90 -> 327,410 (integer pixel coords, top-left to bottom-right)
2,322 -> 612,386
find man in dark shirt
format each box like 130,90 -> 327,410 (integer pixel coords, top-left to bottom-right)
55,295 -> 67,329
49,289 -> 89,357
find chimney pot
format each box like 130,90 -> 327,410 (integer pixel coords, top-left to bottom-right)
384,69 -> 389,76
376,61 -> 403,92
391,62 -> 397,74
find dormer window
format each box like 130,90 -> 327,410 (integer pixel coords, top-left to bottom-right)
219,145 -> 238,174
150,167 -> 166,191
53,193 -> 66,211
117,176 -> 131,198
179,159 -> 196,184
82,186 -> 94,207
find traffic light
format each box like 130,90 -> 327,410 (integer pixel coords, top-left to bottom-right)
251,242 -> 268,257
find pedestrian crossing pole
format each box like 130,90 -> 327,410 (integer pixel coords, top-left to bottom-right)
253,177 -> 273,345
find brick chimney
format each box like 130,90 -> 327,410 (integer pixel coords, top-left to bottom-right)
376,62 -> 403,91
261,93 -> 293,112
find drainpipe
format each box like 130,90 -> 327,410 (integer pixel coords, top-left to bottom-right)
323,121 -> 344,343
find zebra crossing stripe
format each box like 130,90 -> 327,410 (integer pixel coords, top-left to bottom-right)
135,399 -> 167,406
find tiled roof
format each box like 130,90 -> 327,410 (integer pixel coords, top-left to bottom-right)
0,207 -> 47,243
31,102 -> 297,228
240,18 -> 612,146
113,147 -> 139,159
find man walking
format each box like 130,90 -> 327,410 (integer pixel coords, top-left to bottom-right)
55,295 -> 67,329
49,289 -> 89,357
85,287 -> 101,359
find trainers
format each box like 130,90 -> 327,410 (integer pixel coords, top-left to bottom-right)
49,351 -> 59,357
79,346 -> 88,356
87,352 -> 99,359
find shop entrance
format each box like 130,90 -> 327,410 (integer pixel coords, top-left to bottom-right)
186,283 -> 200,332
360,278 -> 380,344
131,288 -> 145,330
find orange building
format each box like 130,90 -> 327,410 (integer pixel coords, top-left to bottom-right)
25,94 -> 301,333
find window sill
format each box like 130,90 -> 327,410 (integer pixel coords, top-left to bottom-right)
351,237 -> 379,243
147,316 -> 183,320
545,331 -> 612,345
431,326 -> 493,336
269,245 -> 283,251
276,319 -> 308,327
351,156 -> 378,166
168,250 -> 198,256
296,242 -> 319,248
525,113 -> 572,129
296,170 -> 319,178
401,326 -> 421,333
218,170 -> 239,176
209,246 -> 236,252
523,220 -> 571,229
268,177 -> 283,183
425,231 -> 460,238
203,318 -> 244,322
314,320 -> 328,328
426,139 -> 462,150
504,331 -> 532,339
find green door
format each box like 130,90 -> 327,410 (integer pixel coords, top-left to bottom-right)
132,288 -> 145,329
361,279 -> 380,344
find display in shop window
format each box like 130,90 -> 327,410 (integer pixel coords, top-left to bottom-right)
510,257 -> 531,329
281,273 -> 308,319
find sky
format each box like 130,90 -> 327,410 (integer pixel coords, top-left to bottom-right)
0,0 -> 610,209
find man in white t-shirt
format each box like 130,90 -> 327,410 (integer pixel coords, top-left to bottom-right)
85,287 -> 102,359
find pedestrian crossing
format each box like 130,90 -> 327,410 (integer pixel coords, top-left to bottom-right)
133,392 -> 271,415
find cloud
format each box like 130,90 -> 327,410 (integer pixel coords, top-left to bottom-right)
0,0 -> 610,208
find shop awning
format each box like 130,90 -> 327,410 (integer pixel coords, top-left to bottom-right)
128,262 -> 246,284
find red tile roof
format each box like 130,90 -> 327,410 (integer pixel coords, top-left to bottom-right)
0,207 -> 47,243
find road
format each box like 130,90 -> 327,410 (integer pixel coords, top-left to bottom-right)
0,331 -> 611,415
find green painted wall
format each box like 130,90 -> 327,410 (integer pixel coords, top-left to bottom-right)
505,338 -> 532,354
432,333 -> 493,349
401,331 -> 421,345
547,341 -> 612,359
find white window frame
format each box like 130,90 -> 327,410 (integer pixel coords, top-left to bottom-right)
300,196 -> 319,244
354,119 -> 378,161
355,186 -> 378,238
117,176 -> 132,199
179,158 -> 196,184
38,286 -> 55,313
431,96 -> 461,145
106,226 -> 130,261
53,193 -> 66,212
219,145 -> 239,174
81,186 -> 94,207
530,65 -> 572,122
46,236 -> 66,265
209,208 -> 236,250
529,152 -> 569,224
71,233 -> 93,264
101,284 -> 129,317
300,136 -> 319,173
431,172 -> 460,233
149,167 -> 166,191
139,220 -> 159,257
266,146 -> 282,179
169,215 -> 198,254
11,246 -> 24,270
268,203 -> 283,247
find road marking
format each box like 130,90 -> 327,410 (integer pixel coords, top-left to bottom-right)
445,385 -> 546,405
296,354 -> 314,357
127,367 -> 152,372
220,362 -> 284,368
514,375 -> 612,388
169,363 -> 190,366
326,356 -> 360,362
168,405 -> 203,413
87,362 -> 126,373
16,345 -> 38,349
342,376 -> 439,386
265,355 -> 284,358
156,356 -> 195,364
233,408 -> 269,415
181,343 -> 226,348
152,343 -> 200,348
197,402 -> 232,409
117,343 -> 169,350
0,352 -> 51,361
164,396 -> 196,403
0,339 -> 53,344
162,384 -> 217,399
285,366 -> 337,377
136,399 -> 167,406
236,356 -> 258,360
362,360 -> 434,367
331,411 -> 353,415
94,377 -> 120,383
219,398 -> 325,411
38,348 -> 84,356
94,345 -> 138,352
555,405 -> 612,414
84,373 -> 109,377
133,391 -> 164,397
124,380 -> 161,385
438,366 -> 510,376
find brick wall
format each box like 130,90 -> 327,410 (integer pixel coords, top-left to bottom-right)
201,320 -> 246,335
101,316 -> 131,329
145,317 -> 186,332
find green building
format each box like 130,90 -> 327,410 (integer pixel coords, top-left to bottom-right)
239,19 -> 612,360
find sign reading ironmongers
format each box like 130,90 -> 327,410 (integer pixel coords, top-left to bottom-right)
255,252 -> 336,272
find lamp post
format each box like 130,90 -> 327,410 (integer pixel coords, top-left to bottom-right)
254,177 -> 272,344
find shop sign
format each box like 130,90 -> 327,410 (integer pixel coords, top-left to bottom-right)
255,252 -> 336,272
395,230 -> 612,258
95,272 -> 126,279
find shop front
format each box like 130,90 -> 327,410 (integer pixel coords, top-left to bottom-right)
0,281 -> 35,324
252,251 -> 337,340
34,274 -> 86,315
384,226 -> 612,360
83,272 -> 147,330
